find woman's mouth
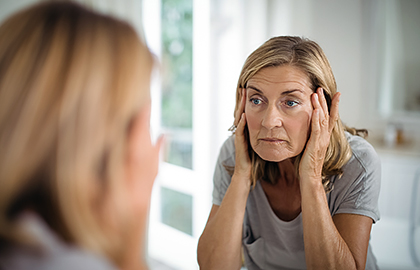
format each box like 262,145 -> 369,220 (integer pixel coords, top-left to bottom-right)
259,137 -> 285,144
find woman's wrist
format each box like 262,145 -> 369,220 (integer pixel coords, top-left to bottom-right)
299,175 -> 324,193
231,173 -> 251,194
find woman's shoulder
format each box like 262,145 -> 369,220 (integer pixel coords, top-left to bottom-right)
0,213 -> 116,270
0,245 -> 115,270
329,132 -> 381,222
333,131 -> 381,192
218,135 -> 236,165
345,131 -> 380,170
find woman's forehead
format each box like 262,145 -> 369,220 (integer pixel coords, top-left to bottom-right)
247,65 -> 313,94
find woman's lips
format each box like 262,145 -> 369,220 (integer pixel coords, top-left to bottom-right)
259,138 -> 285,143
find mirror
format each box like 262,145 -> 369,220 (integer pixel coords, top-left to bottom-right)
373,0 -> 420,116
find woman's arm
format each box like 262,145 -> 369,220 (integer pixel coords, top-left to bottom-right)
123,104 -> 164,270
299,89 -> 372,270
197,178 -> 250,270
301,179 -> 372,270
197,90 -> 251,270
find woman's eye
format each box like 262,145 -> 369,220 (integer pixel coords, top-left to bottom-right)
285,100 -> 299,107
250,98 -> 262,105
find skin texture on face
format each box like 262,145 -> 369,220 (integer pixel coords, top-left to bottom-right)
245,65 -> 314,162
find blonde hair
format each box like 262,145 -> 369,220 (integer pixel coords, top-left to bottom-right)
233,36 -> 366,191
0,1 -> 153,265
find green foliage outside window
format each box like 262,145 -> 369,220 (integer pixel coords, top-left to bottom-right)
161,0 -> 193,169
161,0 -> 193,128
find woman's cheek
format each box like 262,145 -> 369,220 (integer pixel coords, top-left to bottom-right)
245,108 -> 260,135
286,110 -> 312,148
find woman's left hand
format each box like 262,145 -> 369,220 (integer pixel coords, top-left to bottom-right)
126,103 -> 164,210
122,103 -> 164,270
299,88 -> 340,183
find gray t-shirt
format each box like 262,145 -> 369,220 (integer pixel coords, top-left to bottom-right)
212,132 -> 381,270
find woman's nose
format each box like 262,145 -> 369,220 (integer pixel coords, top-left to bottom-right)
261,104 -> 282,129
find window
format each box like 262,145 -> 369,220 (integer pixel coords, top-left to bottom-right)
143,0 -> 212,269
161,0 -> 193,169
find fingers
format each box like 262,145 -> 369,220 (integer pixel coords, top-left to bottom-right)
302,89 -> 340,181
236,113 -> 247,140
154,134 -> 165,156
234,112 -> 252,180
310,106 -> 321,138
317,88 -> 329,117
235,112 -> 248,157
311,92 -> 324,131
234,89 -> 246,126
329,92 -> 340,133
312,88 -> 340,133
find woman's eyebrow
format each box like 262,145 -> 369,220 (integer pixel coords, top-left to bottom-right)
246,85 -> 263,94
246,85 -> 304,96
281,89 -> 304,95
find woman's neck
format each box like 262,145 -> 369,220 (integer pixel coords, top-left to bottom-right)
260,159 -> 302,221
276,159 -> 298,186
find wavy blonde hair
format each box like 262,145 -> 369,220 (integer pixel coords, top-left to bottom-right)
0,1 -> 153,265
233,36 -> 366,192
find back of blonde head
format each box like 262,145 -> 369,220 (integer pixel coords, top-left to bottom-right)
0,1 -> 152,264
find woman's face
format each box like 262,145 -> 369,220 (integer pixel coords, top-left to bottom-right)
245,65 -> 314,162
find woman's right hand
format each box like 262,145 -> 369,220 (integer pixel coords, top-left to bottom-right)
232,89 -> 252,183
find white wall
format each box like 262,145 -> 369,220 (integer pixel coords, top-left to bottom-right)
268,0 -> 365,131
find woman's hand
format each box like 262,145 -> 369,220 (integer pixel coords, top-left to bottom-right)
126,103 -> 164,207
232,89 -> 252,183
299,90 -> 370,270
299,88 -> 340,183
122,103 -> 164,270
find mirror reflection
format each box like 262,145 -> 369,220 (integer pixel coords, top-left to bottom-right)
372,0 -> 420,115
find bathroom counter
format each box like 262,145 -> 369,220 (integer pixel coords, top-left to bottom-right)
368,137 -> 420,270
367,137 -> 420,158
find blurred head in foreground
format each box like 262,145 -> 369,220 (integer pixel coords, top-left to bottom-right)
0,1 -> 161,269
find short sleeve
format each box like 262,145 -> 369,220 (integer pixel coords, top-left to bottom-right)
329,135 -> 381,223
212,136 -> 236,205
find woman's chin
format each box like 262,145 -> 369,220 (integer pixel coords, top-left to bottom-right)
254,149 -> 290,163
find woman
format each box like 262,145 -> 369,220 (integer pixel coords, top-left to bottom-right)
0,2 -> 162,269
197,36 -> 380,270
